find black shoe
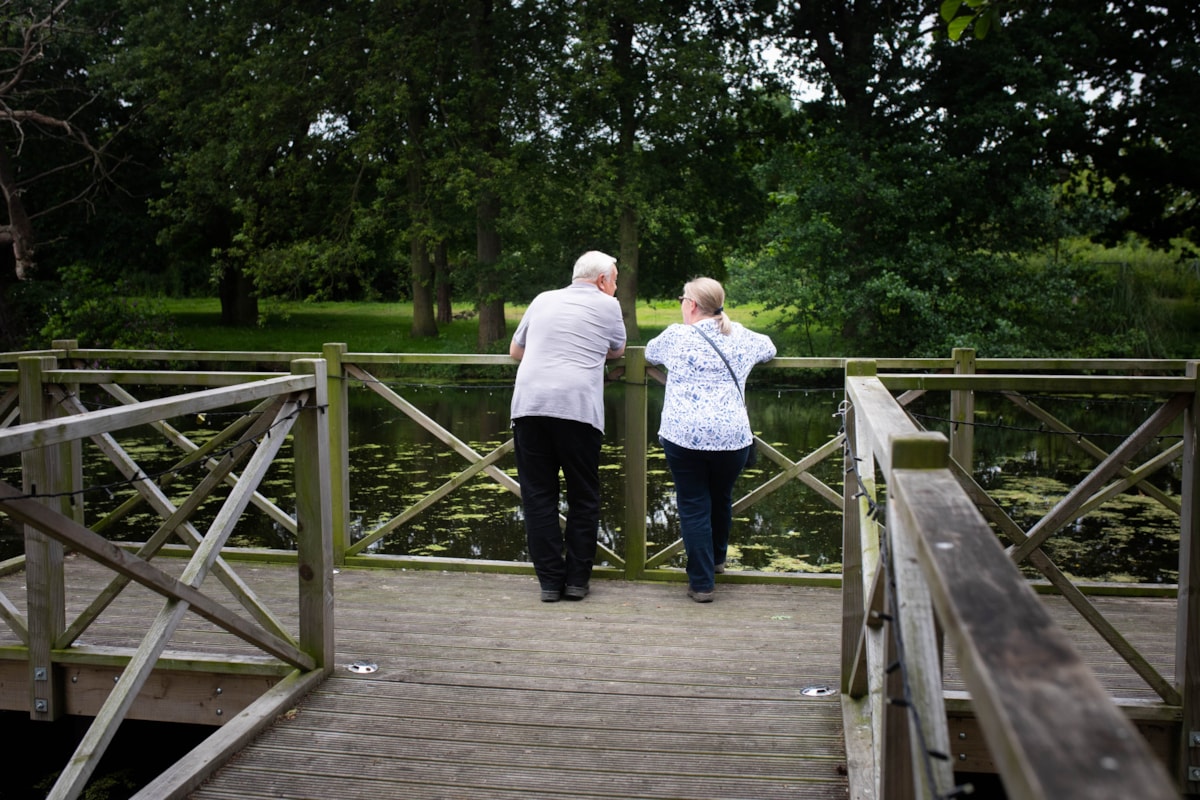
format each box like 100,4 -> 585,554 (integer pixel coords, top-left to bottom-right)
563,585 -> 589,601
541,589 -> 562,602
687,587 -> 715,603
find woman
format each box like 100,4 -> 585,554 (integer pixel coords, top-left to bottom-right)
645,277 -> 776,602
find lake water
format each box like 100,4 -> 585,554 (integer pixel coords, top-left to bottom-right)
0,380 -> 1184,583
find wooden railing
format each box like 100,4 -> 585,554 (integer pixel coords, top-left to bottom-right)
1,343 -> 1197,799
842,357 -> 1197,799
0,352 -> 335,800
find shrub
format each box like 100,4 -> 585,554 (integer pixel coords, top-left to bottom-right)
38,264 -> 187,350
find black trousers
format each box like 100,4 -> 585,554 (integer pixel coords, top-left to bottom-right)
513,416 -> 603,591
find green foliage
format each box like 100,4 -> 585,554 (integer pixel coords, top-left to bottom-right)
38,264 -> 186,350
940,0 -> 1003,41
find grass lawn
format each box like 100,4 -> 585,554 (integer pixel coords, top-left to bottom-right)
162,297 -> 804,354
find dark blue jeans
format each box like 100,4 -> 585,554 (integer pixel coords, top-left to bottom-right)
513,417 -> 603,592
661,438 -> 753,592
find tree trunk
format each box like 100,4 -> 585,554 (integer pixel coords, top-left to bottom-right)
435,241 -> 452,325
617,204 -> 640,343
612,10 -> 640,344
0,141 -> 37,281
475,193 -> 506,352
410,236 -> 438,337
468,0 -> 506,353
218,266 -> 259,326
407,104 -> 438,338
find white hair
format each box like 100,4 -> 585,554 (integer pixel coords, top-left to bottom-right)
572,250 -> 617,282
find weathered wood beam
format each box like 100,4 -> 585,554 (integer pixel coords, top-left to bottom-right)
0,373 -> 316,457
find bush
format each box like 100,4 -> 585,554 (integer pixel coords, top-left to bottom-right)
37,263 -> 187,350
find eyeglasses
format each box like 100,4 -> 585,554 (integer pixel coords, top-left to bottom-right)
678,296 -> 692,304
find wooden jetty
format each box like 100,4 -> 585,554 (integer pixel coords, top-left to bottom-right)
0,556 -> 1182,799
1,560 -> 849,800
0,345 -> 1196,799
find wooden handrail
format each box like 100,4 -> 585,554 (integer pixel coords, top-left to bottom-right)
843,361 -> 1189,798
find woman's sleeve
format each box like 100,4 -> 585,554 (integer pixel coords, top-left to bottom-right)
645,326 -> 673,365
759,333 -> 777,363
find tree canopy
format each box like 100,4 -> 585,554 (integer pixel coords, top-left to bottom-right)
1,0 -> 1195,356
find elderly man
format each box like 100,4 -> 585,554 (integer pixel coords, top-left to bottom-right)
509,251 -> 626,602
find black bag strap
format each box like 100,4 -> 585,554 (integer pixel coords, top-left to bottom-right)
692,325 -> 745,406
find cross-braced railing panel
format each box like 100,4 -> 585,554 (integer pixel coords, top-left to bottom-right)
0,356 -> 334,800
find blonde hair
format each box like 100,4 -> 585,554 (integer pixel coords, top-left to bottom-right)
684,277 -> 732,334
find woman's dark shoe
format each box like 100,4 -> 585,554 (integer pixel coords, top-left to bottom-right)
714,562 -> 726,574
541,588 -> 562,602
563,585 -> 589,601
687,587 -> 715,603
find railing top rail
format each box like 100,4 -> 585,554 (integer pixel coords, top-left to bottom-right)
0,348 -> 317,365
0,371 -> 317,457
880,373 -> 1196,394
46,369 -> 281,386
4,345 -> 1193,373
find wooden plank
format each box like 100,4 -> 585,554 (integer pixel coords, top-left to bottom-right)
846,372 -> 923,478
0,557 -> 1186,800
1178,360 -> 1200,792
0,373 -> 316,457
180,569 -> 850,800
133,668 -> 326,800
60,665 -> 279,725
346,363 -> 519,494
51,348 -> 310,364
20,355 -> 66,722
322,343 -> 351,563
45,369 -> 284,385
98,383 -> 296,533
879,374 -> 1193,394
948,458 -> 1180,704
290,358 -> 334,672
351,438 -> 514,554
887,435 -> 954,797
1001,390 -> 1180,513
56,392 -> 295,649
623,347 -> 649,576
949,348 -> 975,472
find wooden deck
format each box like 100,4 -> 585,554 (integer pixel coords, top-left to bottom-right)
0,559 -> 850,799
191,568 -> 849,800
0,558 -> 1183,799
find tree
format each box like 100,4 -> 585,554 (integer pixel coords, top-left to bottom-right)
936,0 -> 1200,251
0,0 -> 118,281
113,0 -> 375,326
736,0 -> 1107,356
546,0 -> 769,342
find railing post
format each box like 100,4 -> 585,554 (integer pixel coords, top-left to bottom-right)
51,339 -> 84,526
292,358 -> 334,672
842,362 -> 878,697
322,343 -> 350,567
18,355 -> 66,721
622,347 -> 648,579
950,347 -> 975,473
1178,360 -> 1199,793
